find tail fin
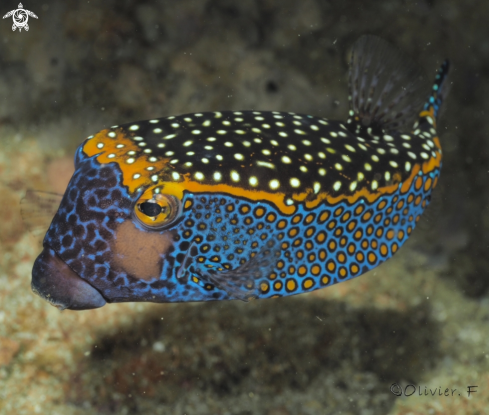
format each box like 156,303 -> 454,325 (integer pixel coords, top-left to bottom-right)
423,60 -> 450,122
347,35 -> 430,133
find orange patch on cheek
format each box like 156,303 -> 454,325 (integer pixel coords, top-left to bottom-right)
112,220 -> 175,281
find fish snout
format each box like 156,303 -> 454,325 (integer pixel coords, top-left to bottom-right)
31,247 -> 106,310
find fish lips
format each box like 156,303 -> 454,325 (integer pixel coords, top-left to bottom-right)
31,246 -> 107,310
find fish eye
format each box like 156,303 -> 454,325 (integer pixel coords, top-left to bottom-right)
134,194 -> 181,229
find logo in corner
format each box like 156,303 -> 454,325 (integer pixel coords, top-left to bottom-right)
3,3 -> 37,32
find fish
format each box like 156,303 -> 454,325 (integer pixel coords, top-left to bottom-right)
29,35 -> 450,310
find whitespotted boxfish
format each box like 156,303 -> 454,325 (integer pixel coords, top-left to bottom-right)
30,35 -> 449,310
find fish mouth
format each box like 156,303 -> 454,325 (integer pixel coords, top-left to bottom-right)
31,246 -> 107,310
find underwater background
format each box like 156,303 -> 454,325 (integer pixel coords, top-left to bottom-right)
0,0 -> 487,414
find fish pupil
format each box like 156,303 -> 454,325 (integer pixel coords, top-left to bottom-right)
139,201 -> 163,217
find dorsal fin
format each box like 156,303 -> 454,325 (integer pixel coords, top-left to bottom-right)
348,35 -> 430,133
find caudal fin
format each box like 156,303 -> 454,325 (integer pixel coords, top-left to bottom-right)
423,60 -> 450,122
347,35 -> 430,133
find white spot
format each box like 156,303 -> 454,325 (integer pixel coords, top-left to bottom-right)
97,143 -> 104,149
165,151 -> 174,156
184,118 -> 192,122
242,141 -> 251,147
390,148 -> 399,155
313,182 -> 321,194
290,178 -> 300,188
310,125 -> 319,131
357,172 -> 365,181
405,161 -> 411,172
151,174 -> 158,182
202,158 -> 209,164
204,145 -> 213,150
254,138 -> 262,143
194,172 -> 205,180
318,152 -> 326,159
129,125 -> 139,131
330,131 -> 338,137
144,149 -> 152,154
224,142 -> 233,147
116,144 -> 125,148
345,144 -> 356,152
304,154 -> 313,161
349,181 -> 357,192
213,172 -> 222,181
286,198 -> 294,206
149,119 -> 159,124
257,161 -> 275,169
262,124 -> 271,129
207,137 -> 216,142
192,130 -> 201,135
358,143 -> 368,151
183,140 -> 193,147
288,144 -> 297,151
302,140 -> 311,146
279,132 -> 288,137
107,153 -> 116,159
214,112 -> 222,118
217,130 -> 227,135
377,148 -> 386,154
269,179 -> 280,189
401,134 -> 411,140
149,157 -> 157,162
138,142 -> 146,147
203,120 -> 211,127
235,130 -> 246,135
262,149 -> 271,155
321,137 -> 331,144
318,168 -> 326,176
230,171 -> 240,182
128,151 -> 136,155
342,154 -> 351,163
249,176 -> 258,186
108,132 -> 116,138
153,128 -> 162,134
255,116 -> 265,121
184,162 -> 193,167
389,160 -> 398,168
364,163 -> 372,171
164,134 -> 176,140
172,172 -> 180,181
170,159 -> 179,164
216,155 -> 223,161
171,123 -> 180,128
235,153 -> 244,160
295,129 -> 306,135
408,151 -> 417,159
186,151 -> 195,156
300,166 -> 308,172
252,128 -> 261,133
421,152 -> 429,159
371,180 -> 378,190
127,158 -> 135,164
335,163 -> 343,171
383,135 -> 394,142
281,156 -> 291,164
133,173 -> 141,180
270,140 -> 279,146
333,181 -> 341,191
371,155 -> 379,162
